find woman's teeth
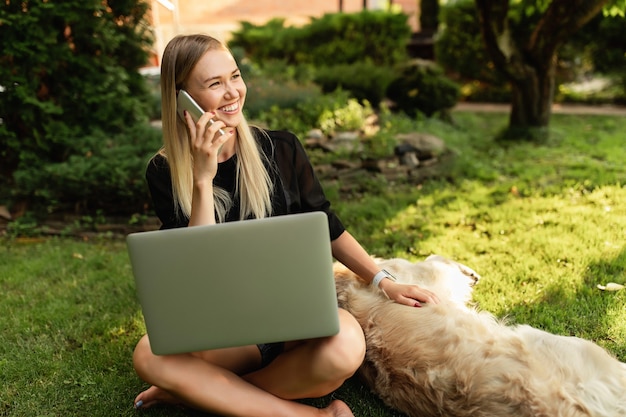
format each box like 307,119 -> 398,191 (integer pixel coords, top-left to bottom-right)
220,103 -> 239,112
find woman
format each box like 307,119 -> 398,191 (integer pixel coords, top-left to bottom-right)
132,34 -> 440,416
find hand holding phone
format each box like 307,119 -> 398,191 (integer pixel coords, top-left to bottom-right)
176,90 -> 225,135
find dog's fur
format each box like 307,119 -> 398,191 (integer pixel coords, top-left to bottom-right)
334,255 -> 626,417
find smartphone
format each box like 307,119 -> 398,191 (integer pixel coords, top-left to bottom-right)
177,89 -> 225,135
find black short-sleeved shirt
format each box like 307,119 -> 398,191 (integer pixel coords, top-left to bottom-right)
145,128 -> 345,240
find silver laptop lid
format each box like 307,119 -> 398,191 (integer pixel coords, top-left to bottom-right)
127,212 -> 340,355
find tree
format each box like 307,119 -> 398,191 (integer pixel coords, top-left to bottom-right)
0,0 -> 154,195
473,0 -> 624,137
420,0 -> 440,34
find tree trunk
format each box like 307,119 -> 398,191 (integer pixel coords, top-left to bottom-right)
474,0 -> 610,132
508,57 -> 555,128
420,0 -> 440,34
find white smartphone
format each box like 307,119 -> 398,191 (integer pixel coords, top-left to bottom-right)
176,89 -> 225,135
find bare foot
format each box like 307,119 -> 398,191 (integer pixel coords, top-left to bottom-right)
133,385 -> 182,409
325,400 -> 354,417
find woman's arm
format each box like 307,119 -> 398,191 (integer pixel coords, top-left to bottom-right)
188,180 -> 217,226
185,110 -> 233,227
331,231 -> 440,307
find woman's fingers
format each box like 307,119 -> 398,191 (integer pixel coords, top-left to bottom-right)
199,113 -> 227,147
187,111 -> 228,152
383,282 -> 441,307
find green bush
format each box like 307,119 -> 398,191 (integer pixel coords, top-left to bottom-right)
435,0 -> 509,94
561,12 -> 626,103
244,76 -> 323,119
317,98 -> 374,136
313,62 -> 397,107
253,90 -> 371,139
386,60 -> 460,117
13,124 -> 162,216
229,18 -> 291,63
241,59 -> 323,119
0,0 -> 154,212
230,10 -> 411,67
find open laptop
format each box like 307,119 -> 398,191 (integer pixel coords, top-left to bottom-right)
126,211 -> 340,355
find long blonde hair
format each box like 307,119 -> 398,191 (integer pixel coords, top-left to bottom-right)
159,34 -> 273,222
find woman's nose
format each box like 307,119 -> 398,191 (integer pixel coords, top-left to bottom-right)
224,82 -> 238,98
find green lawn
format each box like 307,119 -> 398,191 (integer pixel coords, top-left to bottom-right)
2,111 -> 625,416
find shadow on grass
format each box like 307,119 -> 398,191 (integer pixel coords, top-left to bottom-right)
496,246 -> 626,361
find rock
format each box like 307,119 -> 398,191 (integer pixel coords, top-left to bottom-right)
395,132 -> 447,160
0,205 -> 11,220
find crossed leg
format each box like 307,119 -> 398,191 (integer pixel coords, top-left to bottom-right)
133,308 -> 365,416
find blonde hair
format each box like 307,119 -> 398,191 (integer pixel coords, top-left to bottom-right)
159,34 -> 273,222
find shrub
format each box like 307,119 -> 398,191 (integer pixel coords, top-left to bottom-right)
230,10 -> 411,67
386,60 -> 460,117
318,98 -> 374,136
12,124 -> 162,216
561,12 -> 626,103
313,62 -> 397,107
0,0 -> 154,212
253,90 -> 371,138
435,0 -> 509,99
242,60 -> 323,119
229,18 -> 290,63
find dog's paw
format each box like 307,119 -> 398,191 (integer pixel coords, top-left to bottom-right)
425,255 -> 481,286
459,264 -> 480,286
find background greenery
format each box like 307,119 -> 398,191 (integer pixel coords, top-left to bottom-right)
435,0 -> 626,104
2,111 -> 625,416
0,0 -> 154,216
1,4 -> 623,221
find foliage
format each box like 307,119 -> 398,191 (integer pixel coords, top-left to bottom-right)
229,10 -> 411,67
563,12 -> 626,103
436,0 -> 499,84
252,90 -> 372,138
313,62 -> 398,107
435,0 -> 511,102
240,59 -> 323,119
386,60 -> 460,117
12,124 -> 162,216
244,76 -> 323,120
471,0 -> 622,130
436,0 -> 625,103
2,112 -> 626,416
227,17 -> 290,64
318,98 -> 375,136
0,0 -> 154,200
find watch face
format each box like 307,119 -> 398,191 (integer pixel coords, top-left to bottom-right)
382,269 -> 397,281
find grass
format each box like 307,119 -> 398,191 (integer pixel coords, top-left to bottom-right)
2,111 -> 626,416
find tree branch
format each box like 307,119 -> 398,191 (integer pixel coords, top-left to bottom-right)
529,0 -> 610,63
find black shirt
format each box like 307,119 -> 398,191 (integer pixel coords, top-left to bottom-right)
145,128 -> 345,240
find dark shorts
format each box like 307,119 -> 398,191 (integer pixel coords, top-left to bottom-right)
257,342 -> 285,367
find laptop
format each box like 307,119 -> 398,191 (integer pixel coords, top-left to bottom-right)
126,211 -> 340,355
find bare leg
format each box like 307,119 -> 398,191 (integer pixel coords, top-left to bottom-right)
132,308 -> 365,416
243,309 -> 366,399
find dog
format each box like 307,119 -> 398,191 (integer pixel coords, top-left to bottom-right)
334,255 -> 626,417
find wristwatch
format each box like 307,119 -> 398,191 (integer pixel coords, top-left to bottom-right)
371,269 -> 397,288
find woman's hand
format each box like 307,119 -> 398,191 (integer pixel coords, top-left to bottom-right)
184,110 -> 233,184
379,279 -> 440,307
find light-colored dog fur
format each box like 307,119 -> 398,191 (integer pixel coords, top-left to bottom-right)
334,255 -> 626,417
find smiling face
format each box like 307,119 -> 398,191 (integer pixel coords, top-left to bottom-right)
184,48 -> 246,129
